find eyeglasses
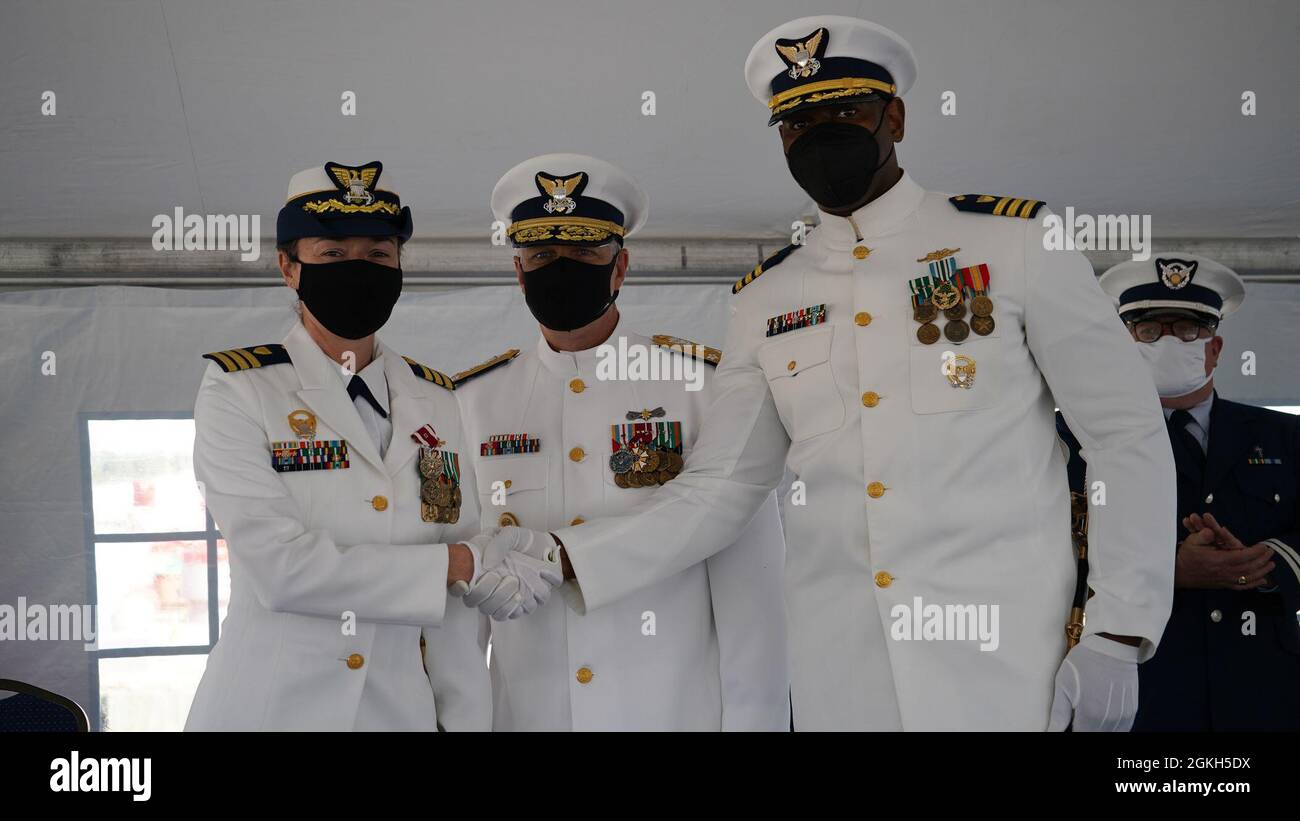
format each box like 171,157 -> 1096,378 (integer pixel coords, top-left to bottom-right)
1128,318 -> 1217,343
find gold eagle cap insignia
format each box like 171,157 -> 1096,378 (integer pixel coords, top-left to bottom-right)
325,162 -> 382,205
537,173 -> 583,198
775,28 -> 826,78
537,172 -> 584,214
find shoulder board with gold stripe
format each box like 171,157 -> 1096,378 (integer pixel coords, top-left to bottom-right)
949,194 -> 1044,219
651,334 -> 722,366
402,356 -> 456,391
451,349 -> 520,388
733,243 -> 799,294
202,344 -> 291,373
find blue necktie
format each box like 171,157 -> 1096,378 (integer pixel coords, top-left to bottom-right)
347,374 -> 388,419
1168,408 -> 1204,473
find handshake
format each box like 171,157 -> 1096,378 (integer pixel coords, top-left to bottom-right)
450,528 -> 566,620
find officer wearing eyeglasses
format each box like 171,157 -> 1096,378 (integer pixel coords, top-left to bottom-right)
1059,253 -> 1300,730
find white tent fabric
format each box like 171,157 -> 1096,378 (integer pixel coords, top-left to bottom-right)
1,0 -> 1297,241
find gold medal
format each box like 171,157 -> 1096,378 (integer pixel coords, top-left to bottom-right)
420,501 -> 457,524
971,295 -> 994,318
944,301 -> 967,321
419,479 -> 448,506
917,322 -> 940,345
944,319 -> 970,343
657,469 -> 673,484
614,472 -> 630,489
418,449 -> 444,479
666,452 -> 684,472
931,281 -> 960,310
913,303 -> 938,323
971,314 -> 995,336
643,450 -> 661,473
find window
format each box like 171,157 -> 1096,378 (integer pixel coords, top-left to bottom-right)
81,414 -> 228,731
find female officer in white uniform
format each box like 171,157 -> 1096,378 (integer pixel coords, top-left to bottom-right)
185,161 -> 491,731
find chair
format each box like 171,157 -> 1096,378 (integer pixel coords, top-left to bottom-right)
0,679 -> 90,732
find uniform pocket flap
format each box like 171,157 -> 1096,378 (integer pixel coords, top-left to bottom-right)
474,454 -> 549,495
758,326 -> 833,381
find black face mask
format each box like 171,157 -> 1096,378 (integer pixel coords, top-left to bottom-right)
521,254 -> 619,332
784,107 -> 894,211
296,258 -> 403,340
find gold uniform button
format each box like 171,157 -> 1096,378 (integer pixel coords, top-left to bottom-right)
874,571 -> 893,588
346,653 -> 365,670
570,517 -> 586,526
569,378 -> 585,394
503,479 -> 513,489
854,311 -> 872,326
861,391 -> 880,408
867,481 -> 886,499
569,447 -> 585,462
499,511 -> 520,527
576,667 -> 594,685
853,245 -> 871,259
787,360 -> 797,371
371,495 -> 388,511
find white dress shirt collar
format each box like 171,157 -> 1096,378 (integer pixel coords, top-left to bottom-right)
535,312 -> 629,378
1163,392 -> 1214,451
813,170 -> 926,247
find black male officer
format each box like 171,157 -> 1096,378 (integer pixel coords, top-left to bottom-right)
1060,254 -> 1300,730
467,15 -> 1175,731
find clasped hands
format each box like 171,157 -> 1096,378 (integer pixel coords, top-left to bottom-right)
1177,512 -> 1275,590
450,527 -> 564,619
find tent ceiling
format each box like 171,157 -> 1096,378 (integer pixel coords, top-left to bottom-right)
1,0 -> 1297,241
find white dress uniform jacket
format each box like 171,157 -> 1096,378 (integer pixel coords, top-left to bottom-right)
556,173 -> 1175,730
186,322 -> 488,731
457,322 -> 789,731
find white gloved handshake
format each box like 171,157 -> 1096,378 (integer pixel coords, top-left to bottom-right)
452,527 -> 565,620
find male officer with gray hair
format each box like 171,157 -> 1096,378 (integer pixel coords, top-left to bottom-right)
455,154 -> 788,731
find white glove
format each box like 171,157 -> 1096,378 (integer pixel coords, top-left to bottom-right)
447,527 -> 501,598
462,528 -> 564,620
1047,634 -> 1141,732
